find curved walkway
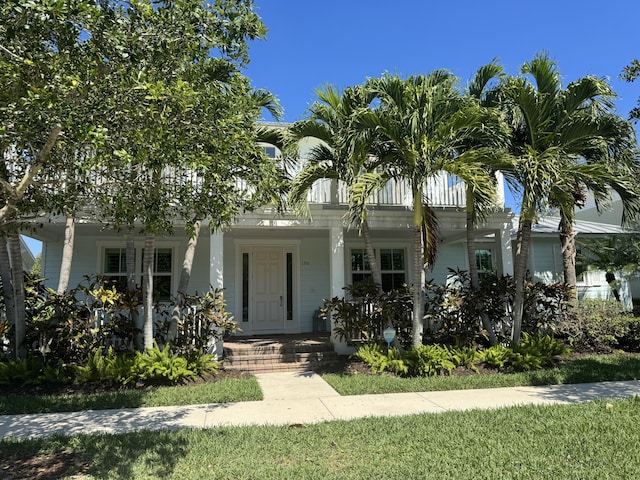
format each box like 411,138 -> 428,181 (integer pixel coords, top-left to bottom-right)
2,373 -> 640,440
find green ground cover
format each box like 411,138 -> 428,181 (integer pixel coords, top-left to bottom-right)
0,377 -> 263,415
322,352 -> 640,395
2,398 -> 640,479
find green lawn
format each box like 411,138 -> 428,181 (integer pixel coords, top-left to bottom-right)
322,352 -> 640,395
3,398 -> 640,479
0,377 -> 263,415
3,353 -> 640,415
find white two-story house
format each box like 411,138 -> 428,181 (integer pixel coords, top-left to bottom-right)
32,130 -> 515,352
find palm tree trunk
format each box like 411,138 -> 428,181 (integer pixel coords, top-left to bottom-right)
559,221 -> 578,312
57,216 -> 75,294
466,190 -> 480,291
361,219 -> 382,291
411,188 -> 424,347
466,189 -> 497,345
0,236 -> 18,359
142,235 -> 155,350
8,232 -> 26,359
512,217 -> 533,345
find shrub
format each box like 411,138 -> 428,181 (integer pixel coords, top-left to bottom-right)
556,299 -> 632,352
352,343 -> 408,375
448,345 -> 482,372
404,344 -> 455,377
481,344 -> 510,369
323,279 -> 413,347
424,270 -> 571,347
483,334 -> 569,372
159,287 -> 240,358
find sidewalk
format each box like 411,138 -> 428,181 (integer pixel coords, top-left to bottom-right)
2,373 -> 640,440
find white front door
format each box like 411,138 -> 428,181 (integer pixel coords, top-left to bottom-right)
252,247 -> 285,330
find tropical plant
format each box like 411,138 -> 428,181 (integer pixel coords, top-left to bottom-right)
352,343 -> 408,375
498,52 -> 639,342
621,59 -> 640,121
289,84 -> 386,289
357,72 -> 500,347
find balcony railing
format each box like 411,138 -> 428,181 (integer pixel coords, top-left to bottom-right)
307,173 -> 467,208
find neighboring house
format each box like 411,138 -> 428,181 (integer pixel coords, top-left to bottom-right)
19,236 -> 37,273
2,236 -> 36,273
515,215 -> 636,310
30,132 -> 515,353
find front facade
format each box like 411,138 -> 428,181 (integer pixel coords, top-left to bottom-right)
34,138 -> 515,352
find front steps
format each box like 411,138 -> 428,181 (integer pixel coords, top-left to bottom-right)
222,334 -> 341,373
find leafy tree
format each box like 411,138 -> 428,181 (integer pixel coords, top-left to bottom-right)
83,0 -> 278,349
0,0 -> 105,357
621,59 -> 640,121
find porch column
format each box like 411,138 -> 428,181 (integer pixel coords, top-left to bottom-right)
329,227 -> 351,354
499,221 -> 514,276
210,231 -> 224,290
330,179 -> 339,204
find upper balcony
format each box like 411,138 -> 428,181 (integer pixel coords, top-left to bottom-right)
305,174 -> 470,208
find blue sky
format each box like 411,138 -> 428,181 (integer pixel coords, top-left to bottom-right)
243,0 -> 640,211
244,1 -> 639,123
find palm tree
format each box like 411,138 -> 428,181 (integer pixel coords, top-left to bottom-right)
358,72 -> 499,347
550,118 -> 640,311
461,61 -> 510,345
288,84 -> 386,290
499,52 -> 639,343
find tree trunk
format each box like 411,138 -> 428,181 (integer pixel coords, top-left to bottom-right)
511,217 -> 533,345
178,219 -> 201,294
169,219 -> 202,341
57,216 -> 75,294
466,189 -> 480,291
125,236 -> 141,349
0,125 -> 62,223
466,188 -> 497,345
8,232 -> 26,359
411,188 -> 424,347
362,219 -> 382,291
559,221 -> 578,313
142,235 -> 155,350
0,236 -> 18,359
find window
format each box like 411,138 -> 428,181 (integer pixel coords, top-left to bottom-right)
102,246 -> 173,302
262,146 -> 277,158
350,248 -> 406,292
475,249 -> 494,278
380,249 -> 406,291
146,248 -> 172,302
104,248 -> 129,292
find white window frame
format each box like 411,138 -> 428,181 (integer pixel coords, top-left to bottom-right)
98,241 -> 179,302
348,245 -> 408,292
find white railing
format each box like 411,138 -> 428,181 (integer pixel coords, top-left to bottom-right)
307,173 -> 467,208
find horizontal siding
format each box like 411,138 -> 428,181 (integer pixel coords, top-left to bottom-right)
531,238 -> 561,283
299,236 -> 330,332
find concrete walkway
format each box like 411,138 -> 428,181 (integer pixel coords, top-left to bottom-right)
2,373 -> 640,440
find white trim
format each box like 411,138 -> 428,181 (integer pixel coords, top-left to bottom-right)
210,232 -> 224,290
